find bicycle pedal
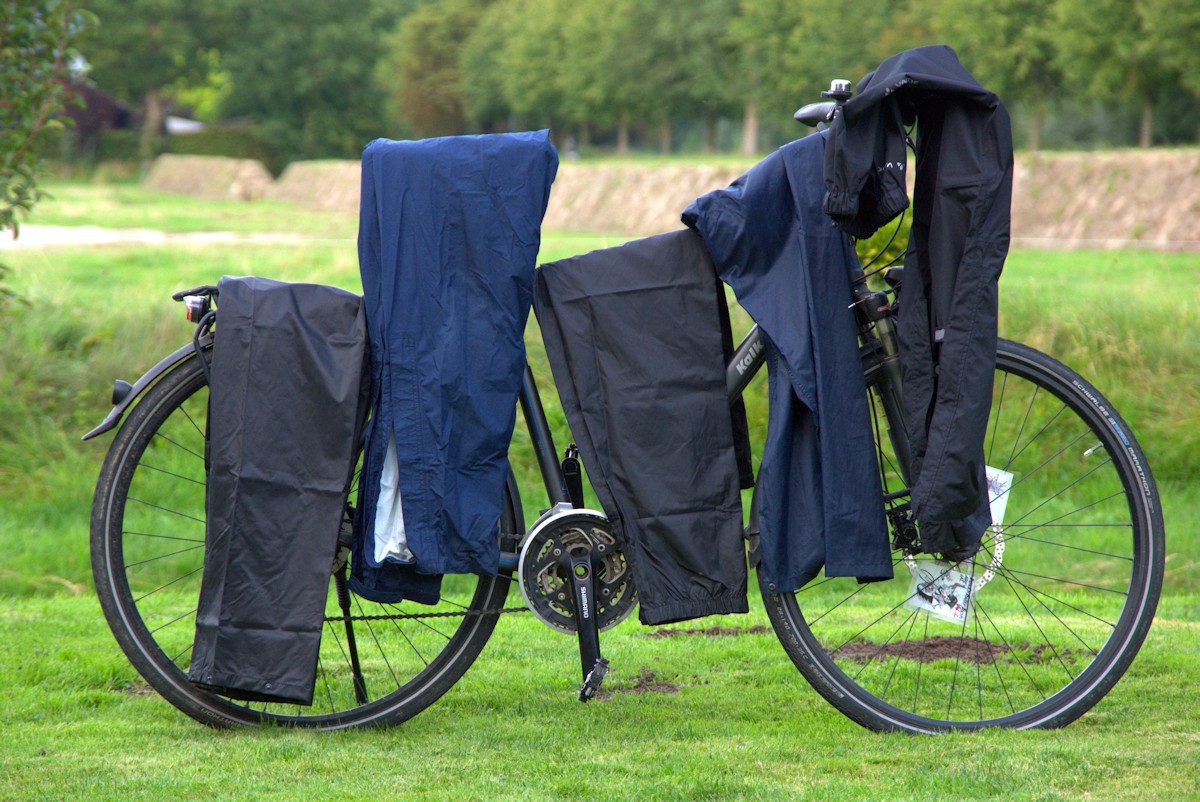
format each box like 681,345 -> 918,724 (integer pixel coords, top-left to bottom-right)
578,658 -> 610,702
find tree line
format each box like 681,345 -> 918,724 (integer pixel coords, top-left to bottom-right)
80,0 -> 1200,164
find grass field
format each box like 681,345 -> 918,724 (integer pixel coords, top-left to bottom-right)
1,184 -> 1197,799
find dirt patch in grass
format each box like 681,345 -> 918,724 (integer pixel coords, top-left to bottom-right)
644,625 -> 770,639
594,667 -> 680,700
831,636 -> 1093,665
117,680 -> 157,698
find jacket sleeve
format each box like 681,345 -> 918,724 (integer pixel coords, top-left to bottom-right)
823,91 -> 911,239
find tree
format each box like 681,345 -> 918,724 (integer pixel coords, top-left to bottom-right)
728,0 -> 801,154
1054,0 -> 1181,147
81,0 -> 223,163
933,0 -> 1060,150
671,0 -> 743,153
492,0 -> 571,135
219,1 -> 396,160
556,0 -> 664,153
460,2 -> 514,132
1142,0 -> 1200,100
1,0 -> 89,310
381,0 -> 489,137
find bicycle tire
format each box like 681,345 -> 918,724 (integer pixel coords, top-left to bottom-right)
91,354 -> 518,729
762,338 -> 1164,732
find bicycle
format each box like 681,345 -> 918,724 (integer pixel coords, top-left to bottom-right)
86,82 -> 1164,735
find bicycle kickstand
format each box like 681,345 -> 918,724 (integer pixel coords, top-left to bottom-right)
561,544 -> 609,701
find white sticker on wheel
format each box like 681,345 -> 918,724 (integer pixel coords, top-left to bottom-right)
986,465 -> 1014,527
905,559 -> 976,625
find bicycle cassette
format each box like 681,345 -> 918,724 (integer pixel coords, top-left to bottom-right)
518,505 -> 637,633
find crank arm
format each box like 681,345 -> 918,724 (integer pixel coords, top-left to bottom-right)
562,546 -> 609,701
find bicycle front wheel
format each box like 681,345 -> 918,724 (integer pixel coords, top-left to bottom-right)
91,354 -> 520,729
763,339 -> 1164,732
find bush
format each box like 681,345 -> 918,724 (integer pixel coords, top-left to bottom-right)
166,127 -> 283,175
856,211 -> 911,274
96,129 -> 151,162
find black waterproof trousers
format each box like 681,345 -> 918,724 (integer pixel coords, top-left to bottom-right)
534,230 -> 751,625
190,276 -> 369,706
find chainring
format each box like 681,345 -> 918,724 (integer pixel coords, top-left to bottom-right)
518,508 -> 636,633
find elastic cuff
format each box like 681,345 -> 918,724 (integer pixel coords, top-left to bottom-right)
637,594 -> 750,626
823,190 -> 859,217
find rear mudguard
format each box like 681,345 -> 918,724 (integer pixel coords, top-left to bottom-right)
81,337 -> 211,441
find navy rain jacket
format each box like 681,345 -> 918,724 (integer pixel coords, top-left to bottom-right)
353,131 -> 558,603
823,45 -> 1013,556
683,132 -> 892,592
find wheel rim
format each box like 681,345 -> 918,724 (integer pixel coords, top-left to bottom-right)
96,359 -> 515,727
772,344 -> 1159,729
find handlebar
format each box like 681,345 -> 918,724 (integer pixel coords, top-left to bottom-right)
794,79 -> 853,128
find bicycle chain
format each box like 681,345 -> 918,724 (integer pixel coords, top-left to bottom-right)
325,606 -> 530,623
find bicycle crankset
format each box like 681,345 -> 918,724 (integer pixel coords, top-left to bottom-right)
518,505 -> 636,634
519,504 -> 636,700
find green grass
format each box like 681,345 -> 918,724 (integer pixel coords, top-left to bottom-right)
3,240 -> 1195,597
30,180 -> 358,238
1,185 -> 1198,797
1,591 -> 1197,799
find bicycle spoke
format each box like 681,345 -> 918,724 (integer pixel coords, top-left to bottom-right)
848,607 -> 920,682
179,403 -> 207,443
169,640 -> 194,665
945,562 -> 979,719
355,597 -> 402,692
139,463 -> 206,486
385,603 -> 453,641
127,497 -> 206,526
993,566 -> 1119,629
880,611 -> 921,703
987,371 -> 1008,465
1003,384 -> 1041,471
1001,529 -> 1132,562
1000,429 -> 1091,500
150,606 -> 198,636
1006,457 -> 1115,529
912,615 -> 929,712
123,530 -> 205,544
995,568 -> 1076,681
975,599 -> 1048,702
1004,401 -> 1071,474
997,565 -> 1128,596
133,565 -> 204,602
317,654 -> 335,715
125,543 -> 204,568
152,431 -> 205,462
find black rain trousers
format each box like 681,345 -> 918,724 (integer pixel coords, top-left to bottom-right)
533,230 -> 752,625
190,276 -> 369,706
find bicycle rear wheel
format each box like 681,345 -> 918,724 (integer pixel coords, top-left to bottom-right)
763,339 -> 1163,732
91,354 -> 520,729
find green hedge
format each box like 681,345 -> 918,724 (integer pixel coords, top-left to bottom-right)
77,127 -> 284,174
95,129 -> 148,162
165,127 -> 283,174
